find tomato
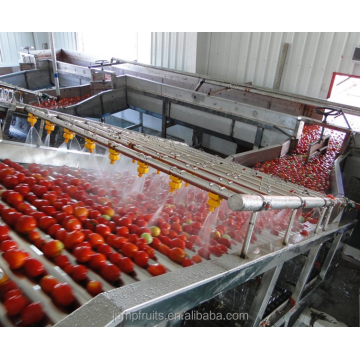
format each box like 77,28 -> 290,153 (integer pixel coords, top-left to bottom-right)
3,289 -> 23,301
160,223 -> 171,235
73,206 -> 89,221
144,247 -> 155,259
218,237 -> 231,248
168,248 -> 186,263
73,246 -> 92,262
86,280 -> 103,297
108,252 -> 122,265
4,294 -> 29,316
170,238 -> 186,249
97,243 -> 113,258
40,275 -> 59,294
63,217 -> 82,232
71,265 -> 88,282
117,217 -> 132,227
100,263 -> 120,282
0,224 -> 10,242
55,255 -> 71,269
51,283 -> 75,307
2,175 -> 19,189
191,255 -> 202,264
43,240 -> 64,258
64,230 -> 85,250
150,237 -> 161,249
95,224 -> 111,238
89,253 -> 107,270
148,263 -> 167,277
3,249 -> 28,269
181,258 -> 194,267
116,226 -> 129,237
121,243 -> 139,258
38,216 -> 57,231
21,302 -> 45,326
134,251 -> 149,267
55,228 -> 67,242
157,244 -> 170,256
117,257 -> 134,273
24,258 -> 45,277
198,247 -> 211,260
87,233 -> 105,248
15,215 -> 37,234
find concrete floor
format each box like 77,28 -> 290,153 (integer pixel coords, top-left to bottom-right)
309,257 -> 360,327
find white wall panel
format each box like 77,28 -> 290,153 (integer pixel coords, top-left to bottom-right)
0,32 -> 77,66
151,32 -> 360,99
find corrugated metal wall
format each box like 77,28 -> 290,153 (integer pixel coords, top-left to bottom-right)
151,32 -> 360,99
151,32 -> 197,72
0,32 -> 77,66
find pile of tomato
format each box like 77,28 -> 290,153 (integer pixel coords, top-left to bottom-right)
37,94 -> 91,109
253,125 -> 345,193
0,148 -> 323,326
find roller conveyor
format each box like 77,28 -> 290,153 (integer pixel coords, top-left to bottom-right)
0,57 -> 359,327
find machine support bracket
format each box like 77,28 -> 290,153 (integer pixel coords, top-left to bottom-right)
246,264 -> 284,326
319,233 -> 343,280
290,244 -> 322,305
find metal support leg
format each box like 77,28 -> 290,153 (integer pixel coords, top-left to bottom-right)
240,212 -> 258,259
2,108 -> 14,139
315,207 -> 328,234
283,209 -> 297,245
162,100 -> 170,138
246,264 -> 283,327
290,244 -> 322,305
139,112 -> 143,133
253,127 -> 263,149
319,233 -> 343,280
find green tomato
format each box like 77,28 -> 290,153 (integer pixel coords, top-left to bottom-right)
141,233 -> 153,244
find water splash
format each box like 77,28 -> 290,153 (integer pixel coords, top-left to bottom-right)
44,134 -> 51,147
198,207 -> 220,243
25,127 -> 42,146
58,142 -> 68,152
69,136 -> 82,152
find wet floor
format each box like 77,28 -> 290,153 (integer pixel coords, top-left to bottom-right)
309,257 -> 360,327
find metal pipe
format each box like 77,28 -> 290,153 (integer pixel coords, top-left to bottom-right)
67,118 -> 322,198
227,194 -> 336,212
22,105 -> 354,212
23,105 -> 237,201
48,32 -> 60,97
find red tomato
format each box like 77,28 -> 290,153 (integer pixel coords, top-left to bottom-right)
64,230 -> 85,250
158,244 -> 170,256
63,217 -> 82,232
168,248 -> 186,263
148,263 -> 167,277
51,283 -> 75,307
73,246 -> 92,262
87,233 -> 105,248
95,224 -> 111,238
55,254 -> 71,269
21,302 -> 45,326
0,239 -> 17,252
181,258 -> 194,267
117,257 -> 134,273
121,243 -> 139,258
100,263 -> 120,282
3,249 -> 28,270
38,216 -> 56,231
134,251 -> 149,267
24,258 -> 45,277
40,275 -> 59,294
42,240 -> 64,258
86,280 -> 103,297
4,294 -> 29,316
89,253 -> 107,270
71,265 -> 88,282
